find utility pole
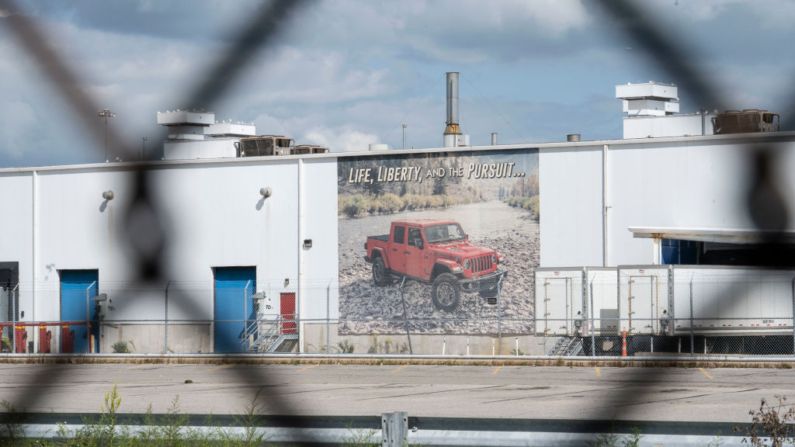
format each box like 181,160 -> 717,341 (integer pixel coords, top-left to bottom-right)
98,109 -> 115,162
142,137 -> 148,161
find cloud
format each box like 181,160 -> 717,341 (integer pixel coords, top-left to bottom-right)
302,126 -> 381,152
0,0 -> 793,166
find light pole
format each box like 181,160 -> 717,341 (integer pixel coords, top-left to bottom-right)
142,137 -> 147,161
98,109 -> 115,162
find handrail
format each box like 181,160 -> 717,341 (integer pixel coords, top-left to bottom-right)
0,321 -> 88,327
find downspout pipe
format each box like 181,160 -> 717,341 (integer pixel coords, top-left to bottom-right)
297,159 -> 304,353
602,145 -> 609,267
32,170 -> 38,323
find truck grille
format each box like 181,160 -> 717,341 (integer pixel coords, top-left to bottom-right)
469,255 -> 493,274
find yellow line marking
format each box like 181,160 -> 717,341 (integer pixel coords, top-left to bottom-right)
298,364 -> 319,372
699,368 -> 713,379
492,366 -> 502,375
392,364 -> 409,373
595,367 -> 601,377
206,364 -> 234,372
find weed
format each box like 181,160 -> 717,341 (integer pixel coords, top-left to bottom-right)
704,430 -> 725,447
341,425 -> 379,447
735,395 -> 795,446
337,339 -> 355,354
624,427 -> 642,447
112,341 -> 131,354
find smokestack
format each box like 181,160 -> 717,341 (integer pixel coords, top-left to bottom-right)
444,72 -> 461,137
491,133 -> 498,145
443,72 -> 468,148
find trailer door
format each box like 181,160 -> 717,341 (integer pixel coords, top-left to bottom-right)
628,276 -> 657,334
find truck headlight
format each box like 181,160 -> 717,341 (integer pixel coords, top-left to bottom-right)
491,254 -> 496,263
463,259 -> 471,269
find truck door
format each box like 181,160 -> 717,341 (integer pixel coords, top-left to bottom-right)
405,227 -> 426,279
388,225 -> 406,271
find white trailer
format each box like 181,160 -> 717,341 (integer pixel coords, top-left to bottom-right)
671,266 -> 795,336
533,268 -> 585,337
618,265 -> 671,336
584,268 -> 619,337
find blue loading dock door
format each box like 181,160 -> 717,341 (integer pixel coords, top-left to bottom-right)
214,267 -> 256,353
60,270 -> 99,353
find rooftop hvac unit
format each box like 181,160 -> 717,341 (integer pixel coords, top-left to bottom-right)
235,136 -> 296,157
712,109 -> 781,135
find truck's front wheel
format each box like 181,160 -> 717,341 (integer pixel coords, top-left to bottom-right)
372,256 -> 391,286
432,273 -> 460,312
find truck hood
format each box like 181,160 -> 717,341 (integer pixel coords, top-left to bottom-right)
431,241 -> 494,258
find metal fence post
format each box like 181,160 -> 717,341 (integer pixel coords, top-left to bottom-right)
164,281 -> 170,354
498,275 -> 504,356
398,277 -> 413,355
590,281 -> 596,357
689,279 -> 694,356
381,412 -> 408,447
791,277 -> 795,357
326,283 -> 330,355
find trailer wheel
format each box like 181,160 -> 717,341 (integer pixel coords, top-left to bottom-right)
372,256 -> 391,286
432,273 -> 460,312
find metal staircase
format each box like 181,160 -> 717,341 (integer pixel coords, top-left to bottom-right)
240,317 -> 298,353
547,336 -> 584,357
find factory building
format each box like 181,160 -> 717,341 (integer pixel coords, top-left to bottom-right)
0,75 -> 792,355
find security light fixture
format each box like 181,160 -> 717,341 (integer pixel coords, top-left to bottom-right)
260,187 -> 272,198
303,239 -> 312,249
102,190 -> 114,201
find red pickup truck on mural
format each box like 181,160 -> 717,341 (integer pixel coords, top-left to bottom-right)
364,219 -> 508,312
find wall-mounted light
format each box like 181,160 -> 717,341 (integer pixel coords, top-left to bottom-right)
284,278 -> 289,287
260,187 -> 272,199
102,190 -> 115,201
303,239 -> 313,249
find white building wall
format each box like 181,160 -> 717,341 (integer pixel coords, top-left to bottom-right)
301,159 -> 340,321
0,173 -> 33,321
539,145 -> 604,267
163,139 -> 239,160
623,114 -> 714,139
0,158 -> 339,326
539,135 -> 794,269
3,133 -> 795,329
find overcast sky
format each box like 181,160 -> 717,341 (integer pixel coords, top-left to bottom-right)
0,0 -> 793,167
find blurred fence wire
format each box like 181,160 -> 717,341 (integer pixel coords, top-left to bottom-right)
2,0 -> 795,439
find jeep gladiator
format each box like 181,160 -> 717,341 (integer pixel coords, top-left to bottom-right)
364,219 -> 507,311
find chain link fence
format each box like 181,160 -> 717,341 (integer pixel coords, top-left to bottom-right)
3,268 -> 795,357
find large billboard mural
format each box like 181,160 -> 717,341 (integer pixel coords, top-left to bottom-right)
337,148 -> 539,335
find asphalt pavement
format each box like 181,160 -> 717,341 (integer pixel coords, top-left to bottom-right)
0,363 -> 787,424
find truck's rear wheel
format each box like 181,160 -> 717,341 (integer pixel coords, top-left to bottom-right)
372,256 -> 390,286
432,273 -> 460,312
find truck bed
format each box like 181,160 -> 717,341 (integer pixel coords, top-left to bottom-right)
368,234 -> 389,242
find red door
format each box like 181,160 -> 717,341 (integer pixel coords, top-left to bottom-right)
280,293 -> 296,334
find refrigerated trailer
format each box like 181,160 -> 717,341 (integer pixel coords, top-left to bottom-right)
534,268 -> 585,337
535,265 -> 795,339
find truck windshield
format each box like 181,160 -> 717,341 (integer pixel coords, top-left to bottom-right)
424,223 -> 465,243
